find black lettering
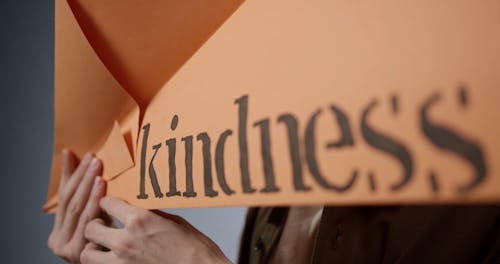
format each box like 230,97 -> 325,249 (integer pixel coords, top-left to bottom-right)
148,143 -> 164,198
420,91 -> 486,193
182,136 -> 196,197
428,171 -> 439,194
171,114 -> 179,130
196,133 -> 218,197
458,85 -> 468,107
368,171 -> 377,192
165,115 -> 181,196
215,129 -> 236,195
277,114 -> 311,191
165,138 -> 181,197
137,124 -> 151,199
325,104 -> 355,148
235,95 -> 256,193
361,99 -> 413,191
305,109 -> 358,191
390,94 -> 399,114
253,119 -> 279,193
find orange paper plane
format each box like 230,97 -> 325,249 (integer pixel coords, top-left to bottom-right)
45,0 -> 500,213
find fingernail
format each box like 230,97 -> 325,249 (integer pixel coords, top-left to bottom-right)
90,157 -> 100,169
82,153 -> 92,163
61,149 -> 68,163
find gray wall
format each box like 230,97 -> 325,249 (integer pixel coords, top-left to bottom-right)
0,1 -> 246,262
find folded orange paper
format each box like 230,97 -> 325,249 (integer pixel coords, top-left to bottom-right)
45,0 -> 500,212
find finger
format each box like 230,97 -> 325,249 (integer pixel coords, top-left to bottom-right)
72,176 -> 107,246
54,149 -> 79,230
69,157 -> 101,210
80,242 -> 115,264
152,210 -> 202,236
58,152 -> 93,213
59,149 -> 78,193
84,218 -> 123,250
152,210 -> 214,246
99,196 -> 135,224
152,210 -> 189,226
61,157 -> 102,238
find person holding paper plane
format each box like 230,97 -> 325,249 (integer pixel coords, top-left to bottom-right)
48,150 -> 230,264
47,0 -> 500,262
48,150 -> 500,263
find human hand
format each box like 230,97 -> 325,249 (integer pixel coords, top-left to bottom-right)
48,150 -> 106,263
81,196 -> 231,264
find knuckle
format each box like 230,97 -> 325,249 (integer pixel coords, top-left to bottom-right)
69,253 -> 80,263
61,186 -> 74,202
114,238 -> 134,257
79,211 -> 95,226
126,210 -> 149,231
84,223 -> 92,239
60,247 -> 77,262
79,214 -> 91,227
47,234 -> 56,251
48,235 -> 67,258
67,200 -> 83,217
51,241 -> 62,254
84,218 -> 99,238
80,248 -> 90,264
60,188 -> 72,203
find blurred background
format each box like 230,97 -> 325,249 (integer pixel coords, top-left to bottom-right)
0,0 -> 247,262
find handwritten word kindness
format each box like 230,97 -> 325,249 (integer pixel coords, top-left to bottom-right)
136,86 -> 486,200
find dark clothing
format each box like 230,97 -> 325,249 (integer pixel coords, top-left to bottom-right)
239,206 -> 500,264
